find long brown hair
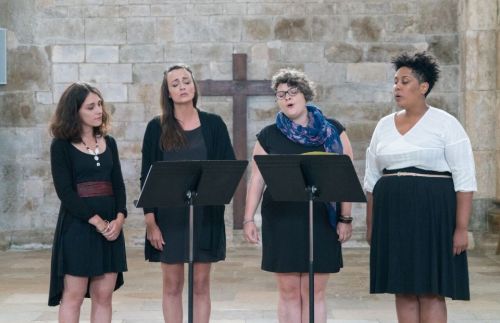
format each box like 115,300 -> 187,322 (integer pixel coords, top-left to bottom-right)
49,82 -> 109,142
160,64 -> 199,151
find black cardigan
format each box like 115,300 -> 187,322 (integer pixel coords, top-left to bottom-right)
48,136 -> 127,306
140,110 -> 236,261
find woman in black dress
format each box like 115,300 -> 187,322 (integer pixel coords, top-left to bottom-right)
243,68 -> 354,322
48,82 -> 128,323
140,64 -> 235,323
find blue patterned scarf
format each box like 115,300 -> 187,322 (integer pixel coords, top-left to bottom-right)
276,104 -> 343,228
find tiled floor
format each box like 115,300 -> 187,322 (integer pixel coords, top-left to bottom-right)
1,243 -> 499,322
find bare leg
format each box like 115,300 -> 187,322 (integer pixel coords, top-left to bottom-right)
193,263 -> 212,323
89,273 -> 117,323
419,294 -> 447,323
395,294 -> 419,323
300,273 -> 329,323
161,263 -> 184,323
58,275 -> 88,323
276,273 -> 301,323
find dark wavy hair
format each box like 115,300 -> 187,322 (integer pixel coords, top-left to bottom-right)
159,64 -> 199,151
49,82 -> 109,142
392,51 -> 440,97
271,68 -> 316,102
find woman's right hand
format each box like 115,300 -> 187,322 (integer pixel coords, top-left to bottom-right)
145,213 -> 165,251
88,214 -> 107,232
243,221 -> 260,244
242,142 -> 266,246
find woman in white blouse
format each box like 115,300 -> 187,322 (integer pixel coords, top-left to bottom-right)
364,52 -> 476,322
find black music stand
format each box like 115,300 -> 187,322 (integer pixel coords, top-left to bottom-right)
135,160 -> 248,323
254,154 -> 366,322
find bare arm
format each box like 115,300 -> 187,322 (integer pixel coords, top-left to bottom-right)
337,132 -> 354,243
453,191 -> 473,255
339,132 -> 354,218
365,192 -> 373,245
243,142 -> 267,244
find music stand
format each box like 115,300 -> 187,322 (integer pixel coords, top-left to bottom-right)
135,160 -> 248,323
254,154 -> 366,322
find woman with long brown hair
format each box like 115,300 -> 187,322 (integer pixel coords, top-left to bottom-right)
48,82 -> 127,323
140,64 -> 235,323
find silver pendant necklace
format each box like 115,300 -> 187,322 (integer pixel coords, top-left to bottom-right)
82,137 -> 100,167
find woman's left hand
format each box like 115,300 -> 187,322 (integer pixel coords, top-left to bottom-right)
453,227 -> 468,255
103,214 -> 125,241
337,222 -> 352,243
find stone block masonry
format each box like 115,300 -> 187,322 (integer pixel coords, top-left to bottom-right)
0,0 -> 497,250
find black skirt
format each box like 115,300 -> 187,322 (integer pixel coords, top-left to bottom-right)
261,191 -> 343,273
370,167 -> 470,300
155,205 -> 226,264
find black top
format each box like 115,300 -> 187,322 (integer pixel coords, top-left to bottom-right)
258,119 -> 345,154
162,127 -> 207,161
50,136 -> 127,220
140,110 -> 236,262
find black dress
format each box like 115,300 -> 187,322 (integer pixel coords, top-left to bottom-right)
157,127 -> 218,263
61,146 -> 127,275
257,120 -> 345,273
140,112 -> 236,263
48,136 -> 127,306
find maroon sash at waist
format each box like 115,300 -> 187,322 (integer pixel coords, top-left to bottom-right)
77,181 -> 113,198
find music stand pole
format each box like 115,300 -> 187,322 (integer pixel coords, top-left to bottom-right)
306,185 -> 317,323
186,190 -> 196,323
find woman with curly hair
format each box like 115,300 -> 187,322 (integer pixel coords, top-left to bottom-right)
364,52 -> 476,322
244,68 -> 354,322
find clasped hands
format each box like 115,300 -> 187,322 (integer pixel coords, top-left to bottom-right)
91,214 -> 124,241
100,218 -> 123,241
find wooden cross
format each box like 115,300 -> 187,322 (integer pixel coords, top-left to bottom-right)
198,53 -> 274,229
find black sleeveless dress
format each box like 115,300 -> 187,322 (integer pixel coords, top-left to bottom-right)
257,120 -> 345,273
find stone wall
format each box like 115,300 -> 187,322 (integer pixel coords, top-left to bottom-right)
458,0 -> 498,232
0,0 -> 497,249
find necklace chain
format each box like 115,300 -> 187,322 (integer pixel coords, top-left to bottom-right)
81,136 -> 100,167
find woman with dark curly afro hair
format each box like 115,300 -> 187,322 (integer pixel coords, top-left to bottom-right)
364,52 -> 476,322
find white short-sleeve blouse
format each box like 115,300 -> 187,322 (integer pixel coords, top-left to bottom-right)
364,107 -> 477,193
